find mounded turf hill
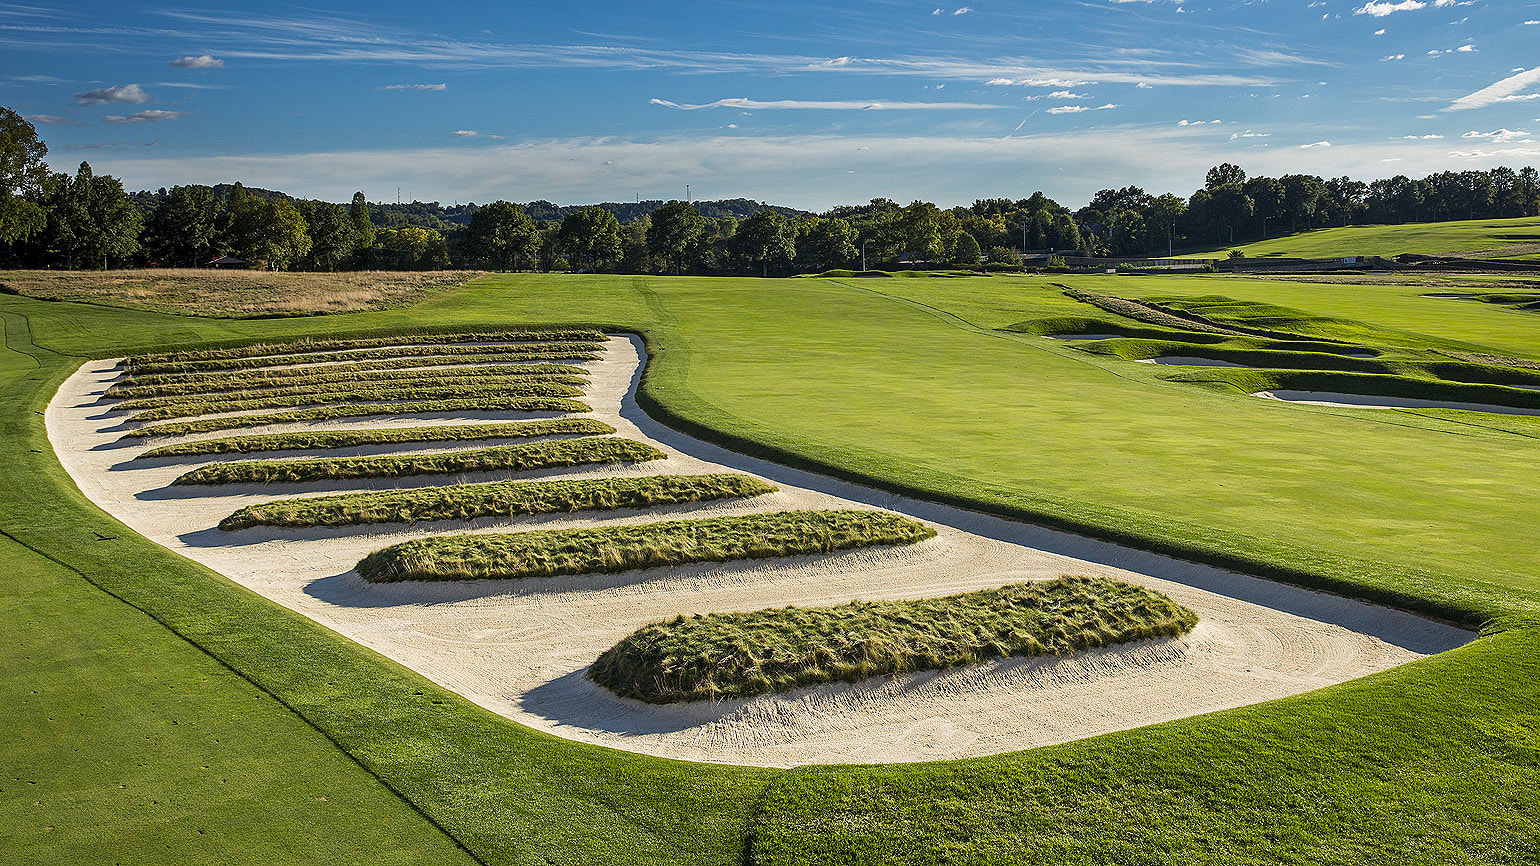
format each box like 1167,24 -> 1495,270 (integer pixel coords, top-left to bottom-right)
1180,214 -> 1540,259
3,269 -> 1538,865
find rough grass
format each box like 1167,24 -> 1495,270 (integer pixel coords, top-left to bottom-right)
591,576 -> 1198,703
220,473 -> 776,529
0,268 -> 484,318
1438,350 -> 1540,370
1064,287 -> 1354,345
126,396 -> 591,438
126,342 -> 602,376
126,329 -> 606,365
120,380 -> 585,421
355,509 -> 936,583
136,418 -> 615,458
108,364 -> 589,399
173,437 -> 664,485
118,358 -> 591,389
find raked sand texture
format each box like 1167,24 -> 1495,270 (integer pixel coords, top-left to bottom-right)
48,336 -> 1472,767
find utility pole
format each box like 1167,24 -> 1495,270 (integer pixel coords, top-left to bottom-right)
686,184 -> 691,203
861,239 -> 868,272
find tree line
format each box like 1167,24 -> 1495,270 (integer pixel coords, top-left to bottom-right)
3,107 -> 1539,274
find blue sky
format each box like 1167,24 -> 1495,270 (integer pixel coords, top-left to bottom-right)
4,0 -> 1539,209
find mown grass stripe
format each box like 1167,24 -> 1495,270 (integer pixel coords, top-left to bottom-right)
121,381 -> 586,422
174,437 -> 663,485
126,396 -> 591,438
126,329 -> 608,366
136,419 -> 616,458
114,362 -> 590,393
220,473 -> 776,529
591,576 -> 1198,703
355,509 -> 936,583
129,342 -> 603,375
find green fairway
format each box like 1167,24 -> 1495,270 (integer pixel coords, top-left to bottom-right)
4,269 -> 1539,864
1178,214 -> 1540,259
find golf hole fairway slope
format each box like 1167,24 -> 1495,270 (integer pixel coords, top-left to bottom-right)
48,333 -> 1471,767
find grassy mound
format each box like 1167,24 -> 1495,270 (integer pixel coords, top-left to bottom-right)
126,396 -> 590,438
591,576 -> 1197,703
220,473 -> 776,529
127,342 -> 602,376
173,437 -> 663,485
136,418 -> 615,458
108,365 -> 589,399
121,381 -> 584,421
117,359 -> 590,390
356,509 -> 935,583
126,329 -> 606,366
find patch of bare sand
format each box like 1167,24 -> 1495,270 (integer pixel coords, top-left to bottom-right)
48,337 -> 1472,767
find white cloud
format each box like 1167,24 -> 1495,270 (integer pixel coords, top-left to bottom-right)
74,83 -> 149,105
1448,67 -> 1540,110
168,54 -> 223,69
1397,133 -> 1444,139
451,129 -> 481,137
649,97 -> 1006,111
381,83 -> 448,91
1300,140 -> 1333,148
1045,103 -> 1118,114
103,109 -> 186,123
23,114 -> 79,125
951,6 -> 971,14
1461,128 -> 1533,143
1354,1 -> 1426,17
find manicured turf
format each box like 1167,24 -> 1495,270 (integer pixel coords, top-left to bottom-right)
108,367 -> 589,400
125,395 -> 591,438
136,418 -> 616,458
119,380 -> 585,421
126,341 -> 601,375
128,328 -> 606,364
1177,214 -> 1540,259
173,437 -> 664,485
591,577 -> 1196,703
355,510 -> 936,582
220,473 -> 776,529
6,269 -> 1540,865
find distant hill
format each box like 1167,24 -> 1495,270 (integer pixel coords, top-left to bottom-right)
1176,215 -> 1540,261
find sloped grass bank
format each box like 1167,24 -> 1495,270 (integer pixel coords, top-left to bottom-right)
174,437 -> 663,485
356,509 -> 936,583
592,577 -> 1197,704
120,380 -> 584,421
127,328 -> 606,365
108,366 -> 589,400
221,473 -> 775,529
126,395 -> 591,438
126,340 -> 603,375
137,418 -> 615,458
119,357 -> 592,388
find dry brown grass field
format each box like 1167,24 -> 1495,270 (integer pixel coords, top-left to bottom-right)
0,269 -> 483,317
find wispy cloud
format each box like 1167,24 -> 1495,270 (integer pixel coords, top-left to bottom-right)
1448,67 -> 1540,110
168,54 -> 222,69
1045,103 -> 1118,114
649,97 -> 1008,111
74,83 -> 148,105
103,109 -> 186,123
23,113 -> 82,125
381,82 -> 448,91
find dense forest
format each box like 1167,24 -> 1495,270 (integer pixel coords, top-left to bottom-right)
3,107 -> 1538,275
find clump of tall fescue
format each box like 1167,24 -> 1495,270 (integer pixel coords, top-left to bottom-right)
120,381 -> 585,422
591,576 -> 1198,703
220,473 -> 776,529
174,437 -> 663,485
108,366 -> 589,399
117,360 -> 589,390
136,419 -> 615,458
125,329 -> 607,366
125,396 -> 591,438
355,509 -> 935,583
127,342 -> 601,376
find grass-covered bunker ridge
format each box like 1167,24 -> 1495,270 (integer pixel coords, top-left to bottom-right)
356,509 -> 936,583
220,473 -> 777,529
592,576 -> 1199,703
137,418 -> 616,458
174,437 -> 663,485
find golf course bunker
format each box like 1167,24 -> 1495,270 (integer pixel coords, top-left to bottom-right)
1254,390 -> 1540,417
1135,356 -> 1252,367
48,336 -> 1472,768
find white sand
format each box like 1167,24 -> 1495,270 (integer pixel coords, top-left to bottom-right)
49,336 -> 1472,768
1253,389 -> 1540,417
